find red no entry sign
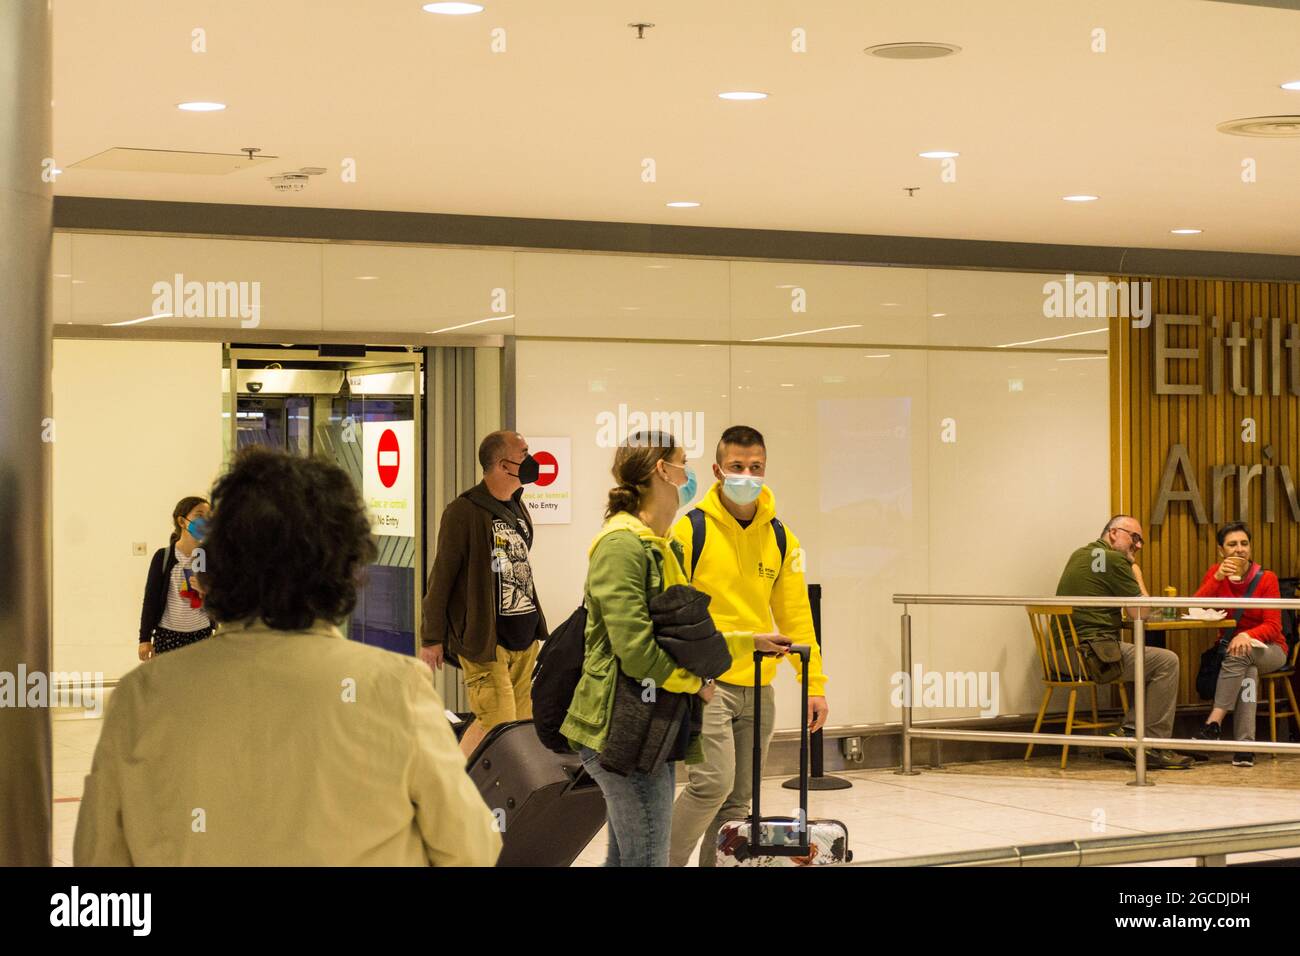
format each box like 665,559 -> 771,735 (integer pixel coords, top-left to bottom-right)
533,450 -> 559,487
377,428 -> 400,488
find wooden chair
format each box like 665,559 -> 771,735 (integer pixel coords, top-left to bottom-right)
1260,638 -> 1300,747
1025,606 -> 1130,769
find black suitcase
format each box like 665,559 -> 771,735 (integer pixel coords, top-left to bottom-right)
465,719 -> 607,867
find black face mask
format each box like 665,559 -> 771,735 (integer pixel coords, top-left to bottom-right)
504,454 -> 539,485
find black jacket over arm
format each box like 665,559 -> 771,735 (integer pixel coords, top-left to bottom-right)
139,546 -> 177,643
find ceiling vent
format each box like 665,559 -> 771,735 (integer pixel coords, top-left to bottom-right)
864,41 -> 962,60
267,167 -> 327,192
1216,115 -> 1300,138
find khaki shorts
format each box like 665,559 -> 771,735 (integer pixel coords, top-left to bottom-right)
460,642 -> 539,732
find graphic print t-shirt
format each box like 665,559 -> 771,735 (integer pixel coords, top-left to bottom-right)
159,546 -> 210,632
492,505 -> 539,651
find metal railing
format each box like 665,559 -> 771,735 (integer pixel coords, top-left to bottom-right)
895,594 -> 1300,786
854,818 -> 1300,867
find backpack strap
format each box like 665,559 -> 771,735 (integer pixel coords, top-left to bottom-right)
687,508 -> 706,582
1229,565 -> 1264,631
770,516 -> 788,572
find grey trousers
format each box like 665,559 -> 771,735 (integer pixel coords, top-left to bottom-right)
1117,641 -> 1180,739
667,681 -> 775,867
1213,642 -> 1287,741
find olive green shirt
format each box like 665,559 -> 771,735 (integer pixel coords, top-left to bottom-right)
1055,539 -> 1142,637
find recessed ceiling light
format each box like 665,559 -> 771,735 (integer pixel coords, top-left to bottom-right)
918,150 -> 959,159
880,302 -> 900,307
422,2 -> 484,13
1062,194 -> 1099,202
354,275 -> 379,280
1170,228 -> 1202,235
1281,81 -> 1300,91
177,101 -> 226,112
718,91 -> 768,101
666,201 -> 700,208
930,312 -> 946,318
865,41 -> 961,60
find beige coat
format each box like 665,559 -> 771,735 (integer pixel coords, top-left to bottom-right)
74,620 -> 501,866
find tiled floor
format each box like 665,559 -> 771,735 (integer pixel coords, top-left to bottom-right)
574,764 -> 1300,866
52,714 -> 1300,867
52,715 -> 102,867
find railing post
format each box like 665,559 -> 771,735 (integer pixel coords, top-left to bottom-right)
896,605 -> 920,775
1128,614 -> 1152,787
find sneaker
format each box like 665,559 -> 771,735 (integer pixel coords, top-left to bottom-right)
1103,726 -> 1135,762
1183,721 -> 1221,762
1233,752 -> 1255,767
1194,721 -> 1222,741
1147,750 -> 1194,770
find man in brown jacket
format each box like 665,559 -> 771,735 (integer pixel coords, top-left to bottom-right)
421,431 -> 549,757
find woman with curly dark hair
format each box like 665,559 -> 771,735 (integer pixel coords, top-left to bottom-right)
76,447 -> 502,867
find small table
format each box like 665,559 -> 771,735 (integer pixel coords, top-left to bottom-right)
1123,618 -> 1230,633
1121,617 -> 1230,706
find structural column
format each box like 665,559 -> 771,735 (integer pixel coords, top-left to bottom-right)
0,0 -> 54,865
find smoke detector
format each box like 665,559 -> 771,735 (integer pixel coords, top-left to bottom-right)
865,41 -> 962,60
1216,115 -> 1300,138
267,166 -> 327,192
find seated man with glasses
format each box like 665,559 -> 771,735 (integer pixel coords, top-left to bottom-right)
1054,515 -> 1192,770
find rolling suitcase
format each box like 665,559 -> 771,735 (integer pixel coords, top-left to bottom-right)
465,718 -> 607,866
716,646 -> 852,866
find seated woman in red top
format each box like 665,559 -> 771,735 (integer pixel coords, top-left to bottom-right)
1191,522 -> 1286,767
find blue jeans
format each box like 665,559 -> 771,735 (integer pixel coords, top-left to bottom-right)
579,747 -> 675,867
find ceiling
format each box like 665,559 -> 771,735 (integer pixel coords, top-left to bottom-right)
51,0 -> 1300,255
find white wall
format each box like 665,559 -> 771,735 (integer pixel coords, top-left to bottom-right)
516,282 -> 1108,732
52,232 -> 1111,727
52,340 -> 224,680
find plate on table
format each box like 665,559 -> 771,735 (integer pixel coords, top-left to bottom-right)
1182,608 -> 1228,621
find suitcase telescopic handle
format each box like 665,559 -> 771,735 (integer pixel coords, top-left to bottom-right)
750,645 -> 811,854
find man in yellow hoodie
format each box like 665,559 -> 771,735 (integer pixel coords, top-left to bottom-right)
668,425 -> 829,866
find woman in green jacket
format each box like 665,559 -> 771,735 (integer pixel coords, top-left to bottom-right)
561,431 -> 713,866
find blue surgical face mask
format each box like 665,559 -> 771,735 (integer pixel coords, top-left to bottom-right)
186,516 -> 209,541
663,460 -> 697,507
721,475 -> 764,505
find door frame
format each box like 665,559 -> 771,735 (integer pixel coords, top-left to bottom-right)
226,346 -> 425,653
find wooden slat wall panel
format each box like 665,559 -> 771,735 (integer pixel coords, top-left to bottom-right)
1110,276 -> 1300,704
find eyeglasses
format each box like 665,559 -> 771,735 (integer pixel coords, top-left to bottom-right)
1114,528 -> 1144,546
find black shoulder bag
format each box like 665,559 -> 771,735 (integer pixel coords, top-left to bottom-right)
1195,566 -> 1263,701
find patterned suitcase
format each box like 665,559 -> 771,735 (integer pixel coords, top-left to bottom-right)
716,646 -> 852,866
